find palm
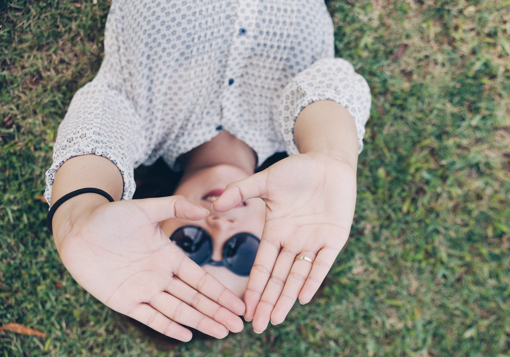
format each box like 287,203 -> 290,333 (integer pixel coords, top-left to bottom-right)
262,154 -> 355,231
58,197 -> 245,341
61,202 -> 179,309
213,152 -> 357,333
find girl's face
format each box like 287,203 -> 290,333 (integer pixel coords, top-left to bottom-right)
160,164 -> 266,298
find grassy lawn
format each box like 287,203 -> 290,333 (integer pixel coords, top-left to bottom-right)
1,0 -> 509,356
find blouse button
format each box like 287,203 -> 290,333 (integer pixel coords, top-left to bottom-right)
239,28 -> 247,35
228,78 -> 234,86
216,125 -> 223,131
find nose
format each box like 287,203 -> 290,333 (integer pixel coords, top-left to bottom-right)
205,213 -> 238,230
205,213 -> 237,262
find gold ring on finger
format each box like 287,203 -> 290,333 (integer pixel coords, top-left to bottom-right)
295,254 -> 314,264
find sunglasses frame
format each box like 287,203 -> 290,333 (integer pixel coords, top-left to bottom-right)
169,225 -> 260,277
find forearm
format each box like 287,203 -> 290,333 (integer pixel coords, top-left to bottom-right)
50,155 -> 123,251
293,100 -> 359,171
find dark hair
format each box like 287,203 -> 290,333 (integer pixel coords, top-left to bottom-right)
133,152 -> 288,200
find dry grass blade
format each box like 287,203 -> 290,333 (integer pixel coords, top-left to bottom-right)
0,323 -> 47,337
390,44 -> 408,60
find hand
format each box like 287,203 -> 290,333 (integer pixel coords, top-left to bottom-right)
56,195 -> 245,341
212,152 -> 356,333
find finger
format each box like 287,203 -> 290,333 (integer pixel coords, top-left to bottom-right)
134,196 -> 209,223
270,250 -> 316,325
243,238 -> 280,322
175,252 -> 246,316
166,277 -> 244,333
150,291 -> 229,339
129,304 -> 193,342
212,170 -> 269,212
299,246 -> 339,304
251,248 -> 296,333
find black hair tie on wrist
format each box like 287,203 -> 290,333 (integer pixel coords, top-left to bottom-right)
47,188 -> 115,234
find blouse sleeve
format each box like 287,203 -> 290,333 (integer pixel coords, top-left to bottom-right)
276,57 -> 371,155
44,4 -> 146,205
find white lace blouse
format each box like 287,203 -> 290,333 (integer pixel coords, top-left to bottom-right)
44,0 -> 371,203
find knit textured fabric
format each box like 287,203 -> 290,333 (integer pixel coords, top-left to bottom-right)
45,0 -> 371,203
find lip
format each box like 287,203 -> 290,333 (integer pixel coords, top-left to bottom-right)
202,188 -> 246,208
202,189 -> 225,202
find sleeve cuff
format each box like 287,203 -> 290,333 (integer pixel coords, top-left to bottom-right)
44,146 -> 136,207
277,58 -> 371,157
286,91 -> 367,156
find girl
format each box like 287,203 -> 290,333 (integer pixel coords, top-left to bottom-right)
45,0 -> 371,342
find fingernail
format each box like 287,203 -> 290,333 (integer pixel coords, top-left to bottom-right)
210,202 -> 216,212
244,317 -> 252,322
270,320 -> 279,326
203,209 -> 210,216
253,329 -> 263,334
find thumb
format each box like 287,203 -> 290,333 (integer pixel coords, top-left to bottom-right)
212,170 -> 269,212
134,195 -> 209,223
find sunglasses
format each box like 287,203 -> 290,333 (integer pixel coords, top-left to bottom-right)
169,225 -> 260,276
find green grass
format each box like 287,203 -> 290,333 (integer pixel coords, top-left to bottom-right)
1,0 -> 509,356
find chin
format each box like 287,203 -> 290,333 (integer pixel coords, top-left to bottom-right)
176,164 -> 250,200
207,164 -> 250,182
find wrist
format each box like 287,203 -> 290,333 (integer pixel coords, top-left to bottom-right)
304,150 -> 358,178
310,147 -> 358,173
49,155 -> 124,251
294,100 -> 359,171
52,194 -> 111,252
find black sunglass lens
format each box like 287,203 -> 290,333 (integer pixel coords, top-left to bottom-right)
171,226 -> 211,265
224,234 -> 260,276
